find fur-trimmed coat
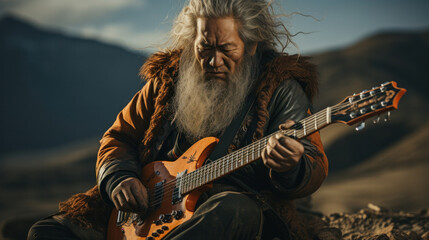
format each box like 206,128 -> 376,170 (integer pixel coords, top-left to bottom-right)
58,50 -> 328,239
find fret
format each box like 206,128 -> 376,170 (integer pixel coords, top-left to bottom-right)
217,161 -> 221,177
188,174 -> 192,192
182,104 -> 344,194
223,157 -> 226,175
192,172 -> 196,189
196,172 -> 200,188
187,173 -> 191,191
327,108 -> 331,124
303,118 -> 306,135
204,166 -> 208,184
182,177 -> 187,193
314,113 -> 318,130
190,173 -> 194,190
251,143 -> 255,160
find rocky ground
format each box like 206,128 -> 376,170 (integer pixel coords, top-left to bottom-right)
302,203 -> 429,240
1,203 -> 427,240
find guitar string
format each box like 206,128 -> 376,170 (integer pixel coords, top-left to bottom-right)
146,93 -> 383,206
146,100 -> 361,206
146,110 -> 333,206
147,100 -> 358,206
137,95 -> 386,214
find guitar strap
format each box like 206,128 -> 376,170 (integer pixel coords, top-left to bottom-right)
205,91 -> 257,163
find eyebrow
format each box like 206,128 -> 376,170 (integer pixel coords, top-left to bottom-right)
200,41 -> 235,48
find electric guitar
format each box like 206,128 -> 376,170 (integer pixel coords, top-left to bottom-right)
107,81 -> 406,240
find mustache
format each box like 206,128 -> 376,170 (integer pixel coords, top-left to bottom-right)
173,47 -> 258,140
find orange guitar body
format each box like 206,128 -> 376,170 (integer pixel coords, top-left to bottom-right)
107,137 -> 218,240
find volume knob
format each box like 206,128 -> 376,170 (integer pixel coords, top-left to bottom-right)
171,210 -> 184,220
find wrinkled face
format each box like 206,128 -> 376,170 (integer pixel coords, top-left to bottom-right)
194,17 -> 247,84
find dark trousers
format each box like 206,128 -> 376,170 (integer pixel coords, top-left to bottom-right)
27,217 -> 79,240
28,191 -> 263,240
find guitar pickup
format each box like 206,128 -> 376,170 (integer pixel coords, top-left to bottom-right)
152,180 -> 165,209
172,170 -> 187,204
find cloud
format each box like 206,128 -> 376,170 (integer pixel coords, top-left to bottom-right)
81,23 -> 169,52
1,0 -> 145,26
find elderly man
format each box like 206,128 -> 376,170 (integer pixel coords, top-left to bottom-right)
28,0 -> 327,239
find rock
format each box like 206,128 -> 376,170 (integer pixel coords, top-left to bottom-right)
317,227 -> 342,240
368,203 -> 389,213
421,231 -> 429,240
301,206 -> 429,240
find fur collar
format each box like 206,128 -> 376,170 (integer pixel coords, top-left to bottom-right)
139,50 -> 318,102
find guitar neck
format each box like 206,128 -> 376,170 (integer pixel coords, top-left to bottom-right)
180,107 -> 333,194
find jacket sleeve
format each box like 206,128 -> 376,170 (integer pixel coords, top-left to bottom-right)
96,78 -> 160,203
265,79 -> 328,199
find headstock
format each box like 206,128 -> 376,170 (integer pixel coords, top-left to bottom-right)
331,81 -> 406,126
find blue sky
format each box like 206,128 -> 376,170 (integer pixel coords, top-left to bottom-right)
1,0 -> 428,54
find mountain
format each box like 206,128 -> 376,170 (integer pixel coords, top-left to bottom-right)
1,15 -> 429,239
313,120 -> 429,214
311,30 -> 429,172
0,15 -> 146,155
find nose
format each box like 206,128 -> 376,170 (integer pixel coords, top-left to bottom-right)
208,50 -> 224,68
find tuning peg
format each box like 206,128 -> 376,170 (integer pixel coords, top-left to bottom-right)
373,115 -> 381,124
360,90 -> 368,99
380,82 -> 389,92
355,121 -> 366,131
384,111 -> 391,122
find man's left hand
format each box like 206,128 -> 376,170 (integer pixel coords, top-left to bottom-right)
262,120 -> 304,172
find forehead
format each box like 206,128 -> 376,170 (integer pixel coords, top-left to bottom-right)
195,17 -> 242,44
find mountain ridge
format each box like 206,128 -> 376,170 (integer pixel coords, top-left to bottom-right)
0,15 -> 428,231
0,15 -> 147,154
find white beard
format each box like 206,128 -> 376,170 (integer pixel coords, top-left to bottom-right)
172,47 -> 258,141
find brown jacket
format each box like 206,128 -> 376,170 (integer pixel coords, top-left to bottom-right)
59,50 -> 328,236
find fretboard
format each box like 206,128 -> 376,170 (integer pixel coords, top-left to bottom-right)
180,107 -> 332,194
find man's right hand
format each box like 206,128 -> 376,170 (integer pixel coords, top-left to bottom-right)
111,177 -> 149,214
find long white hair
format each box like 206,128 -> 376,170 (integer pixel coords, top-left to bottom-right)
169,0 -> 296,54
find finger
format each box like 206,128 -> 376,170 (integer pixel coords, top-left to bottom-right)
271,134 -> 295,156
122,188 -> 138,211
278,136 -> 304,156
279,120 -> 296,130
266,145 -> 286,163
264,156 -> 292,171
261,148 -> 268,165
267,134 -> 285,149
131,183 -> 149,212
117,191 -> 133,212
112,195 -> 121,210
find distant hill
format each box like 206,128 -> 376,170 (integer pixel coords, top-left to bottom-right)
313,119 -> 429,214
312,30 -> 429,172
0,15 -> 146,155
1,15 -> 429,238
